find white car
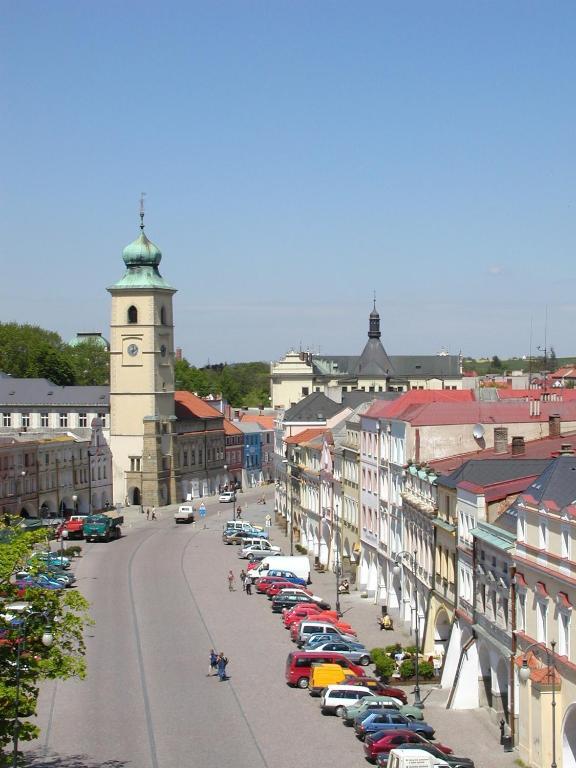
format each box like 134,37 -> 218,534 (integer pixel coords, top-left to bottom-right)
320,684 -> 374,716
274,587 -> 323,602
219,491 -> 236,503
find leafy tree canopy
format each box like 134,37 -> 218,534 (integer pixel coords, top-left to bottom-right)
0,324 -> 109,387
0,522 -> 91,764
175,359 -> 270,408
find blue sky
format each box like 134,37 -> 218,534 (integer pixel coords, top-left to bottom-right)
2,1 -> 576,365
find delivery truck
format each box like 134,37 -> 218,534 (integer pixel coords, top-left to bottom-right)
250,555 -> 311,584
83,513 -> 123,542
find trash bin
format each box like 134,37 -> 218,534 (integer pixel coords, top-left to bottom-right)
502,736 -> 513,752
381,605 -> 388,617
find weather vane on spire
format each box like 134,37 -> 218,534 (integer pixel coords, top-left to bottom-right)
373,290 -> 377,310
140,192 -> 147,231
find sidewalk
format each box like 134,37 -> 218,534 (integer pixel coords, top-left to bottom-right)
265,513 -> 517,768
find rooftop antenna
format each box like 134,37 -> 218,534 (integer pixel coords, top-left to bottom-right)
537,306 -> 549,393
139,192 -> 147,231
373,290 -> 377,310
528,316 -> 533,388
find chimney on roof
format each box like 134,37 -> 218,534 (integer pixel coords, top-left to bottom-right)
549,413 -> 561,438
494,427 -> 508,454
511,436 -> 526,456
529,399 -> 541,417
560,443 -> 574,455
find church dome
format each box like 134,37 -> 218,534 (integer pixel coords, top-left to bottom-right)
122,232 -> 162,268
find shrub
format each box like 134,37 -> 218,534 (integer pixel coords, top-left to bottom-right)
399,659 -> 415,680
63,545 -> 82,557
418,660 -> 435,679
371,649 -> 396,681
384,643 -> 402,656
404,645 -> 419,655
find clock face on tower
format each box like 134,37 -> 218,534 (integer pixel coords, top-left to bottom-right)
127,343 -> 139,357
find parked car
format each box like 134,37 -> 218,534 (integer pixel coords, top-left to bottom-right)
364,730 -> 452,764
294,619 -> 357,645
355,711 -> 435,740
344,677 -> 408,704
272,594 -> 330,613
29,552 -> 70,569
260,569 -> 307,587
282,604 -> 326,626
271,587 -> 318,602
285,651 -> 366,689
256,577 -> 295,594
14,573 -> 65,591
342,696 -> 423,726
303,633 -> 362,650
222,529 -> 267,545
320,684 -> 374,716
266,581 -> 308,598
239,543 -> 282,560
303,640 -> 371,666
382,743 -> 474,768
14,569 -> 75,588
219,491 -> 236,503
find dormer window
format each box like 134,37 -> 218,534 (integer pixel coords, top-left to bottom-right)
128,305 -> 138,324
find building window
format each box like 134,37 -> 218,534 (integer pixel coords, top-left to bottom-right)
302,387 -> 309,396
517,513 -> 526,543
129,457 -> 141,472
517,592 -> 526,632
559,612 -> 571,657
59,413 -> 68,428
539,520 -> 548,550
160,306 -> 166,325
536,600 -> 548,644
128,305 -> 138,323
21,413 -> 30,428
97,412 -> 107,428
502,597 -> 509,628
183,450 -> 188,467
79,414 -> 88,427
2,413 -> 11,427
562,527 -> 570,559
41,412 -> 49,427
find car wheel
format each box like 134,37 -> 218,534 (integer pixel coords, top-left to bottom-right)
335,706 -> 346,717
247,554 -> 254,561
297,677 -> 309,689
359,655 -> 371,666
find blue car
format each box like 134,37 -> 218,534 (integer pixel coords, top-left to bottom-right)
266,570 -> 307,586
14,573 -> 65,591
354,711 -> 435,740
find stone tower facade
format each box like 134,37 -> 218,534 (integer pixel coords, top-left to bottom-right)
107,225 -> 177,507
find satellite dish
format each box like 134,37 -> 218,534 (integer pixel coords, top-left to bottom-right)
473,424 -> 485,439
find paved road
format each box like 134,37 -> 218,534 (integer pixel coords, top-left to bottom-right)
24,487 -> 515,768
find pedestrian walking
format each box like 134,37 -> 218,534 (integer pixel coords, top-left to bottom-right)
244,574 -> 252,595
146,508 -> 150,520
228,569 -> 235,591
151,507 -> 157,520
239,569 -> 246,591
208,649 -> 218,676
216,652 -> 229,681
236,505 -> 242,520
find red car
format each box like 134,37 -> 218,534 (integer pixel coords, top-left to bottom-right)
345,677 -> 408,704
255,577 -> 295,594
283,604 -> 325,627
364,730 -> 453,763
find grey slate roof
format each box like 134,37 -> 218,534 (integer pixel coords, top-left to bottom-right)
0,377 -> 109,407
354,338 -> 395,377
311,354 -> 460,379
516,455 -> 576,510
284,392 -> 345,423
438,458 -> 553,490
341,391 -> 400,409
235,422 -> 263,434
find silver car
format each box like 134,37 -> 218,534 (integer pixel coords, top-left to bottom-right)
305,640 -> 371,666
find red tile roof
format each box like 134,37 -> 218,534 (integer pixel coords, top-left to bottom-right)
239,414 -> 276,430
285,428 -> 327,445
175,390 -> 223,420
223,419 -> 243,436
496,388 -> 576,400
552,367 -> 576,379
391,400 -> 576,427
429,430 -> 576,473
366,389 -> 475,420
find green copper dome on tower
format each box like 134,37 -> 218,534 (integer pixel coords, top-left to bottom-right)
122,231 -> 162,268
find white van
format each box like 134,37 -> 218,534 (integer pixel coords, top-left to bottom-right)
225,520 -> 264,533
387,749 -> 451,768
251,555 -> 311,584
174,506 -> 195,523
320,684 -> 373,716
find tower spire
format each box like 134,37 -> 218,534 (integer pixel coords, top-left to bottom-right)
139,192 -> 146,231
369,297 -> 381,339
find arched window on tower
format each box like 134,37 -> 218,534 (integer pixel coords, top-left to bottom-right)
160,306 -> 166,325
128,305 -> 138,324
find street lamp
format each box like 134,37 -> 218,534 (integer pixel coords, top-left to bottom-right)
72,494 -> 78,514
519,639 -> 557,768
223,464 -> 228,492
393,550 -> 423,708
335,502 -> 341,615
9,609 -> 53,768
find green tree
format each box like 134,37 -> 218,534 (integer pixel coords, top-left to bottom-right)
0,525 -> 90,764
491,355 -> 502,370
549,346 -> 557,372
64,340 -> 110,385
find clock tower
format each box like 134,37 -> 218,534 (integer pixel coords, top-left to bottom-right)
108,219 -> 177,507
